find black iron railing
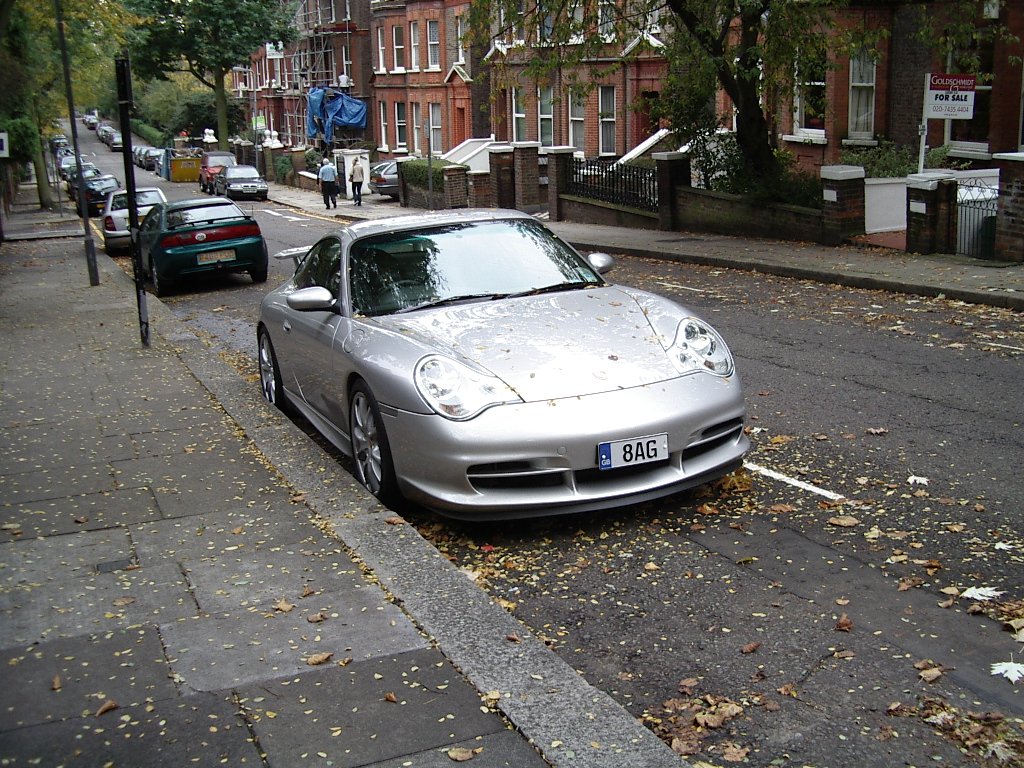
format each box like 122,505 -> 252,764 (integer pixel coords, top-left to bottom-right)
956,177 -> 999,259
567,159 -> 658,212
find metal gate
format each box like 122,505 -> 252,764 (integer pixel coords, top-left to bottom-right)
956,173 -> 999,259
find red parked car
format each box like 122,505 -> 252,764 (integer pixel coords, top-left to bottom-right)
199,151 -> 238,194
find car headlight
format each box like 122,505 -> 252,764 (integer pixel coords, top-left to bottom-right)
415,355 -> 522,420
667,318 -> 734,376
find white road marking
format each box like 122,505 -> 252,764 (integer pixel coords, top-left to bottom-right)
981,341 -> 1024,353
657,281 -> 705,293
263,209 -> 308,222
744,461 -> 846,501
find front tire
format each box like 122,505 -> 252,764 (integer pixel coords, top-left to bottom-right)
257,329 -> 290,413
349,381 -> 400,507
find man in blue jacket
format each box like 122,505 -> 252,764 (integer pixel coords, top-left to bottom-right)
317,158 -> 339,209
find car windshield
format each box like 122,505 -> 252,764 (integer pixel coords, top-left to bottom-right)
109,190 -> 163,211
348,219 -> 604,317
166,203 -> 243,228
227,167 -> 260,179
209,155 -> 237,167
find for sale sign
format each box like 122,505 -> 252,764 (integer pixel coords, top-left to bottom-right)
925,73 -> 976,120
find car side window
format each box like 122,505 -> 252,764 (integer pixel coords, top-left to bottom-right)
294,239 -> 342,296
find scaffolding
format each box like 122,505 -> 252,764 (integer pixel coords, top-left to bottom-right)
282,0 -> 359,147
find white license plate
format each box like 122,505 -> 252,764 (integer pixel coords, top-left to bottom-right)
197,249 -> 235,264
597,433 -> 668,470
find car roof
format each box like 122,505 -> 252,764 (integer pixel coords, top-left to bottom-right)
166,197 -> 239,211
339,209 -> 533,241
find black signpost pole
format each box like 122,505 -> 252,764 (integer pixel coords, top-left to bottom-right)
115,56 -> 150,347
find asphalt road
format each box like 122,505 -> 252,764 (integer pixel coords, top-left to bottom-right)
76,124 -> 1024,766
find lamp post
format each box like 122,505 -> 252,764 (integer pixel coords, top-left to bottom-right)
53,0 -> 99,286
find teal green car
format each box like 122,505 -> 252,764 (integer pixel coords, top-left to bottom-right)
138,198 -> 268,296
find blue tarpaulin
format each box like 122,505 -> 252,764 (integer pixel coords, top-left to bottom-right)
307,86 -> 367,143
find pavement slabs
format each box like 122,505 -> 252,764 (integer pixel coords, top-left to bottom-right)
0,526 -> 134,590
0,690 -> 258,767
0,487 -> 160,539
131,499 -> 320,563
0,416 -> 135,474
235,647 -> 545,768
181,546 -> 377,614
0,626 -> 178,730
0,560 -> 195,646
161,601 -> 426,692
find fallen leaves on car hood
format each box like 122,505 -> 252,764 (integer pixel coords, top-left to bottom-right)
386,286 -> 685,401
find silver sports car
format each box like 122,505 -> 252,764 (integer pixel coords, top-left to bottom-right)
257,210 -> 748,518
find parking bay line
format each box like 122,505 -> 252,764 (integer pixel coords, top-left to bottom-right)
743,461 -> 846,501
263,209 -> 310,222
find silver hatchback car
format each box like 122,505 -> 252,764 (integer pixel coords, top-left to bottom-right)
257,210 -> 748,519
100,187 -> 167,253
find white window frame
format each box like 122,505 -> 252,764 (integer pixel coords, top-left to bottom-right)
847,49 -> 876,141
512,87 -> 527,142
412,102 -> 422,154
395,102 -> 407,148
409,21 -> 420,71
945,44 -> 994,156
427,20 -> 441,70
456,15 -> 466,64
392,25 -> 405,72
538,13 -> 555,45
538,86 -> 554,147
598,0 -> 615,40
599,85 -> 616,155
569,0 -> 585,44
569,91 -> 585,151
378,100 -> 389,150
428,102 -> 442,153
376,26 -> 387,72
792,55 -> 826,142
340,43 -> 351,78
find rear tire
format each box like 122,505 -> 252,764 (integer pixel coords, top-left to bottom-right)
149,256 -> 171,297
349,381 -> 400,508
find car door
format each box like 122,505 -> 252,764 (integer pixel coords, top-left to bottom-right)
137,206 -> 164,270
274,237 -> 346,420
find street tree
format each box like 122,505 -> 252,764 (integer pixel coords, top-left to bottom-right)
470,0 -> 1017,195
125,0 -> 298,150
0,0 -> 132,207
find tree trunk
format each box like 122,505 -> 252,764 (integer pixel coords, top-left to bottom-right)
215,68 -> 229,151
30,105 -> 53,209
732,77 -> 780,181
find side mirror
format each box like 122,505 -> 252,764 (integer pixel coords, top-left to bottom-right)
286,286 -> 336,312
586,252 -> 615,274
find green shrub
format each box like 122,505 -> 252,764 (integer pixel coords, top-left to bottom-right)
129,119 -> 167,148
304,148 -> 322,169
839,140 -> 968,178
274,154 -> 294,184
399,158 -> 465,190
0,116 -> 37,163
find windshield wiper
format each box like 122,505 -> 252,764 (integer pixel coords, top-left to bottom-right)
394,292 -> 509,313
506,281 -> 601,299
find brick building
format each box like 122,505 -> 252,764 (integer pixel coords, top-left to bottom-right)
780,1 -> 1024,174
235,0 -> 1022,175
369,0 -> 489,159
232,0 -> 373,150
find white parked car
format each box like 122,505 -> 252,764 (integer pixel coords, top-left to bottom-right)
100,187 -> 168,253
